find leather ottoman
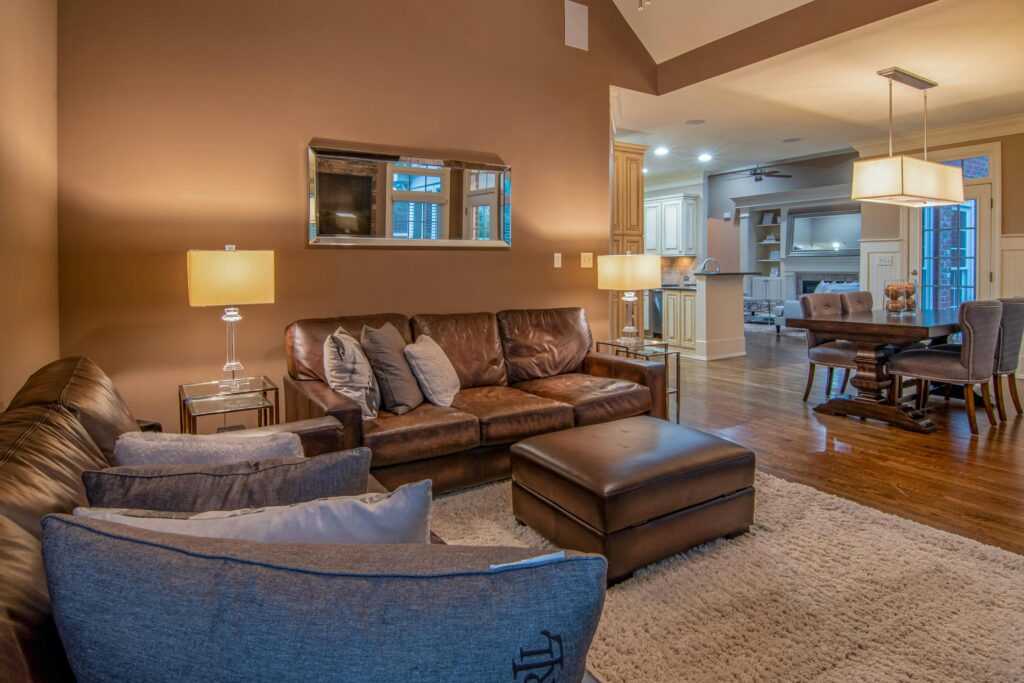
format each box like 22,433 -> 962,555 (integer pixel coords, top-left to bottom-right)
511,416 -> 755,583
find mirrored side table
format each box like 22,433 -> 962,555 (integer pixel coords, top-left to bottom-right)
595,340 -> 681,424
178,376 -> 279,434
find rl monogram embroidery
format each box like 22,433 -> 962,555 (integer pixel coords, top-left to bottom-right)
512,630 -> 564,682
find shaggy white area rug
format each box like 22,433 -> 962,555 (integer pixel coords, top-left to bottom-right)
744,322 -> 805,338
431,473 -> 1024,682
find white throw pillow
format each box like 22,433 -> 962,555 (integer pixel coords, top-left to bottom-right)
74,480 -> 431,545
403,335 -> 460,407
112,431 -> 303,467
323,327 -> 380,418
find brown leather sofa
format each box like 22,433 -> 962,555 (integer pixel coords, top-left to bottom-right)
285,307 -> 667,493
0,357 -> 348,683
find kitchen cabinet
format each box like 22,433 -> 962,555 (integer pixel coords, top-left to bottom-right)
644,195 -> 699,257
611,142 -> 648,337
750,276 -> 783,301
663,291 -> 681,346
662,290 -> 696,350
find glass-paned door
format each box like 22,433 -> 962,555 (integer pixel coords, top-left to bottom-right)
912,184 -> 992,311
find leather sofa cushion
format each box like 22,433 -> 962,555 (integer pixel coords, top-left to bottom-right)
363,404 -> 480,467
0,406 -> 108,537
452,386 -> 573,445
285,314 -> 411,382
7,356 -> 138,458
807,341 -> 857,368
411,312 -> 508,388
515,374 -> 651,426
511,415 -> 755,534
0,513 -> 73,683
497,308 -> 593,383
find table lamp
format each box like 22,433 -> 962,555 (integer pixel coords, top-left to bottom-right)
598,253 -> 661,345
187,246 -> 275,385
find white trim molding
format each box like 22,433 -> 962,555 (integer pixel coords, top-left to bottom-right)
1001,234 -> 1024,368
851,113 -> 1024,158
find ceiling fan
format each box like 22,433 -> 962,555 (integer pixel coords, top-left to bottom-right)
727,165 -> 793,182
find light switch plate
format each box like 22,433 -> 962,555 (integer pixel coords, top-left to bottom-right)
581,252 -> 593,268
553,253 -> 562,268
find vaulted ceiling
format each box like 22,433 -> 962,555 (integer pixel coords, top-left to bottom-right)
611,0 -> 1024,179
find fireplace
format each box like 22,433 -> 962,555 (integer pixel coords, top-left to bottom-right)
796,272 -> 858,295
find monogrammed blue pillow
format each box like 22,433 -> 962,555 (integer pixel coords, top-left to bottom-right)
43,514 -> 606,682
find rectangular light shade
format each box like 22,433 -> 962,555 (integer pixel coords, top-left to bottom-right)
851,155 -> 964,207
187,250 -> 275,307
597,254 -> 661,291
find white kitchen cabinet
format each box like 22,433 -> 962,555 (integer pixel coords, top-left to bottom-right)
750,276 -> 783,301
681,291 -> 696,348
644,195 -> 699,257
644,204 -> 661,254
663,291 -> 682,347
682,196 -> 698,257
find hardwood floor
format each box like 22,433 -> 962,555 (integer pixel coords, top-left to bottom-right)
668,331 -> 1024,554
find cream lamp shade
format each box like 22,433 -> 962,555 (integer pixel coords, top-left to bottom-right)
187,249 -> 275,307
851,156 -> 964,207
597,254 -> 661,291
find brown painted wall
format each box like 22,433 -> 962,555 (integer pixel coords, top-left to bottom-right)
0,0 -> 60,406
57,0 -> 656,430
859,133 -> 1024,240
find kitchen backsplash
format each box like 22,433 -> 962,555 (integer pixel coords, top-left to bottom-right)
660,256 -> 696,285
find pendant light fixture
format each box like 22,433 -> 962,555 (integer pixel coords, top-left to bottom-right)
851,67 -> 964,207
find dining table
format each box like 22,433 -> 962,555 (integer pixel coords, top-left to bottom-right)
786,308 -> 960,433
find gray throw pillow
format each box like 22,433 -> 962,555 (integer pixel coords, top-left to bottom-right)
404,335 -> 460,407
43,515 -> 606,682
73,480 -> 431,544
323,327 -> 380,418
360,323 -> 424,415
83,448 -> 372,512
112,431 -> 303,467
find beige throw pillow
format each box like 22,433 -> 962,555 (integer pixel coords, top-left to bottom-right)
323,327 -> 380,418
73,480 -> 431,545
404,336 -> 460,407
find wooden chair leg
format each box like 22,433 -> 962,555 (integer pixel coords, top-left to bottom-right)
803,363 -> 816,403
980,381 -> 997,426
993,376 -> 1007,422
964,383 -> 979,435
840,368 -> 850,394
1009,372 -> 1023,415
825,367 -> 835,399
888,374 -> 899,404
944,383 -> 953,401
917,379 -> 931,411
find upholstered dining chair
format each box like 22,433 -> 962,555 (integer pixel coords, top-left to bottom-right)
928,297 -> 1024,421
799,293 -> 856,402
888,300 -> 1003,434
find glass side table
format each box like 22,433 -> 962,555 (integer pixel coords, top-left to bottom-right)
595,340 -> 681,424
178,376 -> 279,434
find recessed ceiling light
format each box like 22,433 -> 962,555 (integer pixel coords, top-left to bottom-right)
698,153 -> 713,162
782,137 -> 802,143
642,168 -> 649,174
654,146 -> 669,156
686,119 -> 705,126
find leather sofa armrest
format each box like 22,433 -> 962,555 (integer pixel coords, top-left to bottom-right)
582,352 -> 667,420
239,416 -> 345,457
136,419 -> 163,432
283,375 -> 363,450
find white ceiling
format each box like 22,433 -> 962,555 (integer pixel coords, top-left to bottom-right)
611,0 -> 813,63
613,0 -> 1024,179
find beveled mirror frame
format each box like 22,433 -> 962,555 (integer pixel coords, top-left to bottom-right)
307,138 -> 511,249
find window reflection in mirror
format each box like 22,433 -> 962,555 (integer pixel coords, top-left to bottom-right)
308,145 -> 511,247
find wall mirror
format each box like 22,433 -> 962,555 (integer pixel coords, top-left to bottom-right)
787,207 -> 861,257
308,139 -> 511,248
